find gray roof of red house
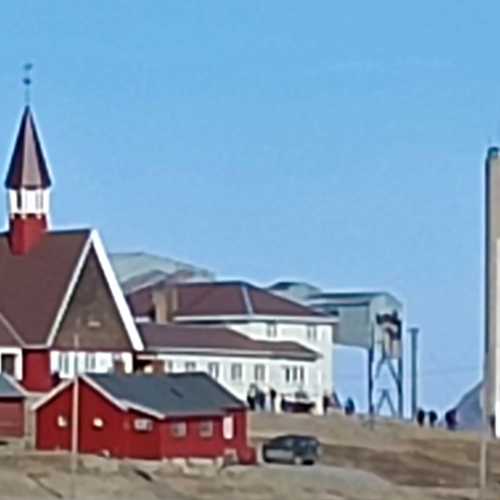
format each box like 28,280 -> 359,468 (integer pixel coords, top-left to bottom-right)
86,372 -> 245,416
0,229 -> 90,346
5,107 -> 52,189
127,281 -> 327,319
0,374 -> 25,399
138,323 -> 319,360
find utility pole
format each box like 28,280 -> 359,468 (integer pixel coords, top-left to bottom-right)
70,333 -> 80,500
408,327 -> 419,420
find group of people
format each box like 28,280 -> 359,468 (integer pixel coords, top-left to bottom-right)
415,407 -> 458,431
322,391 -> 355,416
246,384 -> 278,412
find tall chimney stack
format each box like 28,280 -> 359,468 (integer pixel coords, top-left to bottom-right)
485,146 -> 500,437
152,283 -> 168,324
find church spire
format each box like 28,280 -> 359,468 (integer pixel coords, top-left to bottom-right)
4,69 -> 53,255
4,106 -> 52,190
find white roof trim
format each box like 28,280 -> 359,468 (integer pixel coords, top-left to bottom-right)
241,284 -> 254,315
138,347 -> 320,360
174,315 -> 337,324
32,379 -> 73,411
90,230 -> 144,351
45,232 -> 93,347
123,400 -> 164,419
0,311 -> 25,347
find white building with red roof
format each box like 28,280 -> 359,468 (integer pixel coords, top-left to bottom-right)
127,281 -> 337,411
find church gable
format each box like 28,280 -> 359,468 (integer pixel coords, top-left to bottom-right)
53,246 -> 132,351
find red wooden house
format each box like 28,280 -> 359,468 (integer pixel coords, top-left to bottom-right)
33,372 -> 254,462
0,106 -> 143,392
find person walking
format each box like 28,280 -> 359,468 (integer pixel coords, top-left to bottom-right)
269,387 -> 277,413
322,392 -> 330,416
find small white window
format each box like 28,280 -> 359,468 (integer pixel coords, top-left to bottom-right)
254,364 -> 266,382
93,417 -> 104,429
165,360 -> 174,373
299,366 -> 305,383
185,362 -> 196,372
199,420 -> 214,438
57,415 -> 68,428
171,421 -> 187,438
230,363 -> 242,382
61,353 -> 71,377
223,416 -> 234,440
84,353 -> 97,372
266,323 -> 277,338
208,362 -> 220,380
307,325 -> 318,342
283,366 -> 291,384
134,418 -> 153,432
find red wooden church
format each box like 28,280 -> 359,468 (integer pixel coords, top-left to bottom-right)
0,106 -> 143,392
33,372 -> 254,462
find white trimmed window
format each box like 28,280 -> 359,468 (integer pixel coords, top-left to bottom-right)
223,416 -> 234,440
283,365 -> 305,384
134,418 -> 153,432
185,362 -> 196,372
171,421 -> 187,438
230,363 -> 242,382
266,323 -> 277,338
208,362 -> 220,380
254,364 -> 266,382
85,353 -> 97,372
60,353 -> 71,377
307,325 -> 318,342
199,420 -> 214,438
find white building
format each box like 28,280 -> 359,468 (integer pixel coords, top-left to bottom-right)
127,281 -> 337,411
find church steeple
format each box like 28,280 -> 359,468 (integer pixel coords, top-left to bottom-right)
5,106 -> 52,255
5,106 -> 52,190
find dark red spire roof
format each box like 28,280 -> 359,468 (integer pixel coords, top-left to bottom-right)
4,107 -> 52,189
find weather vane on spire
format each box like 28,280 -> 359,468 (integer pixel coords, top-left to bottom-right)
22,63 -> 33,106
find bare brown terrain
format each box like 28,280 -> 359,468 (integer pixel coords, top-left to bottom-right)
0,412 -> 499,499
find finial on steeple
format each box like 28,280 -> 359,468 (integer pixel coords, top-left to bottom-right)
22,63 -> 33,106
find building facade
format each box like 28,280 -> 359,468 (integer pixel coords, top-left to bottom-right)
33,372 -> 253,462
0,106 -> 143,392
135,322 -> 321,406
127,281 -> 337,410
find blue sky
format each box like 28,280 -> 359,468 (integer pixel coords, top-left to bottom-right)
0,1 -> 495,412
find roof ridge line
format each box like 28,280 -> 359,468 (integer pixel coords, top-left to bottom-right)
0,311 -> 24,347
241,283 -> 254,315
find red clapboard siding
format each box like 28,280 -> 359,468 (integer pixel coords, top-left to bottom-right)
0,399 -> 24,438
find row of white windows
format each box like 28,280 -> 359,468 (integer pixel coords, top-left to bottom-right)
56,352 -> 120,377
265,323 -> 319,342
167,361 -> 305,385
56,415 -> 235,440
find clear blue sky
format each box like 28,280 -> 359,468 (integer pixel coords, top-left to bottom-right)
0,1 -> 495,413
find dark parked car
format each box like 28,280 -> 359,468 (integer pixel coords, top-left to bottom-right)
262,434 -> 320,465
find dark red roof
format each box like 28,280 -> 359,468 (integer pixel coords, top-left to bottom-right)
138,322 -> 319,360
5,107 -> 52,189
0,229 -> 90,346
127,281 -> 326,319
